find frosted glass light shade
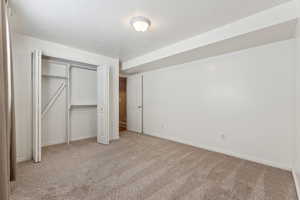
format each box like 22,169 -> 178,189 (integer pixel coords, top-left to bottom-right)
130,16 -> 151,32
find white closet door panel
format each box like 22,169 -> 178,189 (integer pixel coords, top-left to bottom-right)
71,108 -> 97,141
71,67 -> 97,105
127,75 -> 142,133
97,65 -> 110,144
42,60 -> 66,77
32,50 -> 42,163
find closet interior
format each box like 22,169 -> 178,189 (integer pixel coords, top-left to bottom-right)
32,50 -> 110,162
41,58 -> 98,146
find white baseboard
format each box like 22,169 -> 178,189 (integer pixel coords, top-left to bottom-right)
144,132 -> 291,171
110,130 -> 120,140
293,170 -> 300,199
111,135 -> 120,140
71,135 -> 97,142
17,156 -> 28,163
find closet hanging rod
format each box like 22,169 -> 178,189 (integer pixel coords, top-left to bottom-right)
71,65 -> 97,71
42,74 -> 68,79
70,104 -> 97,109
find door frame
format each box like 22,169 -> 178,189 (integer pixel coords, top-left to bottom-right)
119,76 -> 127,132
32,50 -> 42,163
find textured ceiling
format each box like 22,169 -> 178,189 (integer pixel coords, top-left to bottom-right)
10,0 -> 291,61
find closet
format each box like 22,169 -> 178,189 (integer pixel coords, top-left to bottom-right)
32,50 -> 110,162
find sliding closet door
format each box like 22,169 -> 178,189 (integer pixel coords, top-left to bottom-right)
97,65 -> 110,144
32,50 -> 42,163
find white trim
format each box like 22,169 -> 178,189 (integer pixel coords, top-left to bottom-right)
293,170 -> 300,199
17,156 -> 28,163
111,135 -> 120,140
144,131 -> 292,171
66,64 -> 71,144
114,63 -> 120,140
70,135 -> 97,142
32,49 -> 42,163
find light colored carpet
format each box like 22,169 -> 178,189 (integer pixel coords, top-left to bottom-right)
11,131 -> 298,200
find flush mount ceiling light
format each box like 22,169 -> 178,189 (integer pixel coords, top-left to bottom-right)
130,16 -> 151,32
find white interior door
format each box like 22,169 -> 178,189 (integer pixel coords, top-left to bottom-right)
127,75 -> 142,133
32,50 -> 42,163
97,65 -> 110,144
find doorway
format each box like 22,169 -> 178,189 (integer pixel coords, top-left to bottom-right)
119,77 -> 127,131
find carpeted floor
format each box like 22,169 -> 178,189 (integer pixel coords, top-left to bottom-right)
11,131 -> 298,200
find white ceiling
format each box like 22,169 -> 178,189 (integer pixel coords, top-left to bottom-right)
10,0 -> 291,61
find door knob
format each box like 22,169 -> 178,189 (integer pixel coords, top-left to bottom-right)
138,106 -> 142,109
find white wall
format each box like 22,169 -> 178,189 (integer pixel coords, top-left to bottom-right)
293,0 -> 300,194
139,39 -> 295,170
70,67 -> 97,141
12,33 -> 119,162
294,21 -> 300,196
